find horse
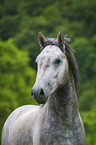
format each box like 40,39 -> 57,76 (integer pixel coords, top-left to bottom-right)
1,31 -> 86,145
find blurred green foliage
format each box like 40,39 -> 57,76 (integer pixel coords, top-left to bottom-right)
0,0 -> 96,144
0,39 -> 37,142
81,107 -> 96,145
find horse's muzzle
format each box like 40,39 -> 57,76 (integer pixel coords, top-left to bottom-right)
31,87 -> 46,104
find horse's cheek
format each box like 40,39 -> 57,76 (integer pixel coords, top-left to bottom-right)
58,66 -> 68,85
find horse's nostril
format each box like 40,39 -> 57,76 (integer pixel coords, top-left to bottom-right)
31,89 -> 34,97
40,89 -> 44,97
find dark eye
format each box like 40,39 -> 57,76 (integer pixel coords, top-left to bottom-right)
54,58 -> 61,64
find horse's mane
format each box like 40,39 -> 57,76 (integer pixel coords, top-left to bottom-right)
65,42 -> 79,96
43,37 -> 79,95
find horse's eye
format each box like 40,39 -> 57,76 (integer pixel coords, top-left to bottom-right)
54,58 -> 61,64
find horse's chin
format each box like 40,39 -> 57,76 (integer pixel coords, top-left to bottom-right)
33,96 -> 47,104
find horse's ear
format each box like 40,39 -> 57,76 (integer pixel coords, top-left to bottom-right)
57,30 -> 64,46
38,32 -> 47,48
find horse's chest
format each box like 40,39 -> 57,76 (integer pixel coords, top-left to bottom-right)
39,122 -> 73,145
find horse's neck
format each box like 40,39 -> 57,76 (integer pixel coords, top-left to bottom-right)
40,78 -> 86,144
45,77 -> 79,125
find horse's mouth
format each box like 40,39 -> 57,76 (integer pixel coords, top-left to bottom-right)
31,88 -> 47,104
33,95 -> 47,104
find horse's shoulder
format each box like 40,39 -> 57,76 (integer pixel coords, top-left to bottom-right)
2,105 -> 40,135
2,105 -> 40,145
6,105 -> 39,122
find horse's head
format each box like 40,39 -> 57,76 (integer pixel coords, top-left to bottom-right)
31,31 -> 70,104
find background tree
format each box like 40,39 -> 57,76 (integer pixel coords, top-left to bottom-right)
0,39 -> 37,142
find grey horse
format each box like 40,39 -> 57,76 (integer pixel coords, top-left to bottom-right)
1,31 -> 86,145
